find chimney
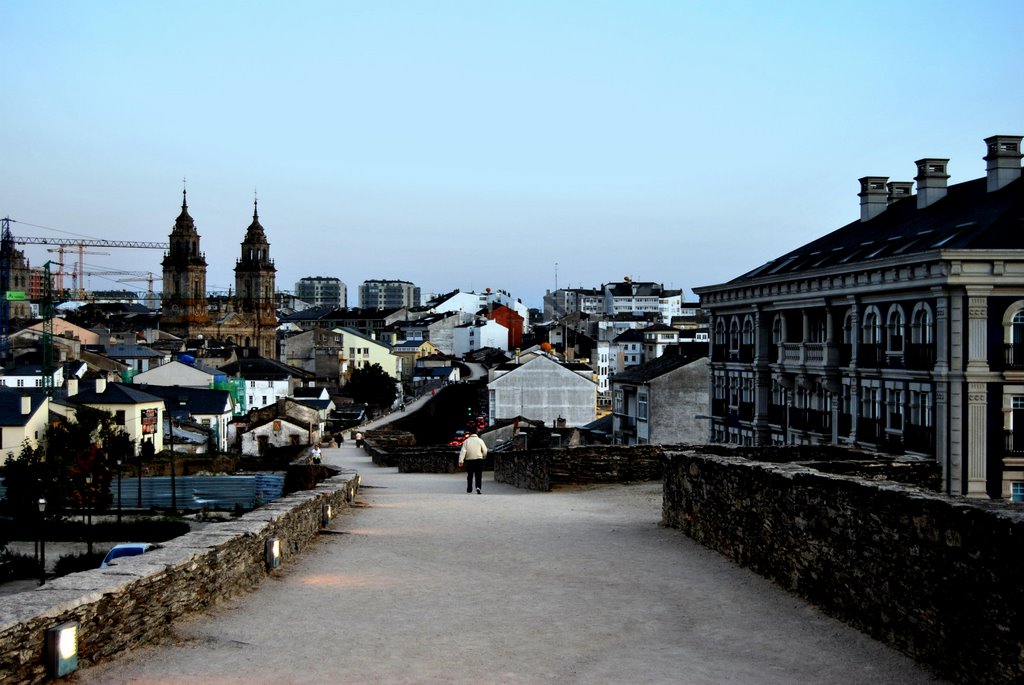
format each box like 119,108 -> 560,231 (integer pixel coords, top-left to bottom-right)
67,378 -> 79,397
21,395 -> 31,415
858,176 -> 889,221
886,181 -> 914,205
915,158 -> 950,209
96,377 -> 107,394
984,135 -> 1023,192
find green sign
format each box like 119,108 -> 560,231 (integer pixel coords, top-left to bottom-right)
5,291 -> 26,301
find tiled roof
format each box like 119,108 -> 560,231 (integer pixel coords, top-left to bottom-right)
612,352 -> 700,384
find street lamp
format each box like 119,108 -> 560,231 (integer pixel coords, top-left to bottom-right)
37,498 -> 46,586
169,419 -> 177,512
116,458 -> 122,525
84,474 -> 93,555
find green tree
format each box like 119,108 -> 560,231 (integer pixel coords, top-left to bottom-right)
341,363 -> 398,411
0,405 -> 131,519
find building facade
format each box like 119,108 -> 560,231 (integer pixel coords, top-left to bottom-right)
359,279 -> 420,309
295,276 -> 346,308
695,134 -> 1024,500
161,191 -> 278,358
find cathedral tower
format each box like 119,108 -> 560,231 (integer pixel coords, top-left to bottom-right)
161,189 -> 209,332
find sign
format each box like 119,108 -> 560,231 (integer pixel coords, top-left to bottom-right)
5,291 -> 26,301
141,408 -> 159,434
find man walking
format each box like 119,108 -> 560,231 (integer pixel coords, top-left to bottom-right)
458,433 -> 488,494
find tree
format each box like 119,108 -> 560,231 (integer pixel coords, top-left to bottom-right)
341,363 -> 398,411
0,405 -> 130,519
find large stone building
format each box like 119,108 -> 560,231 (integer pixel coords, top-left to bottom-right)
695,134 -> 1024,500
359,279 -> 420,309
161,191 -> 277,358
295,276 -> 346,308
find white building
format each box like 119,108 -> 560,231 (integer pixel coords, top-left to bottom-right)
487,354 -> 596,427
453,319 -> 510,357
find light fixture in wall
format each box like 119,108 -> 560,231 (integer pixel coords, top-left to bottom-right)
265,538 -> 281,570
46,621 -> 78,677
322,503 -> 332,527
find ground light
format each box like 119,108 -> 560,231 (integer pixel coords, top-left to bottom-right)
265,538 -> 281,570
322,503 -> 332,527
46,621 -> 79,677
37,498 -> 46,586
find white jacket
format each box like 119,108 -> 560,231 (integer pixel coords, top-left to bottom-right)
459,435 -> 488,462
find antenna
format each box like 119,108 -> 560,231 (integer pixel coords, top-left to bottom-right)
554,262 -> 558,291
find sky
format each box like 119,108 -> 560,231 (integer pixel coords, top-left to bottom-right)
3,1 -> 1023,310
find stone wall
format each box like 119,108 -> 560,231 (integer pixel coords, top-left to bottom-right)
0,472 -> 360,685
494,445 -> 664,491
662,450 -> 1024,685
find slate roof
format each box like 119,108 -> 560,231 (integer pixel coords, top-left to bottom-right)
105,343 -> 163,358
218,355 -> 314,381
135,385 -> 233,414
612,352 -> 701,384
732,176 -> 1024,283
612,329 -> 645,343
68,382 -> 163,406
0,387 -> 46,426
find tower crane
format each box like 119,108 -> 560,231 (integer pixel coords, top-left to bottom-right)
0,216 -> 169,364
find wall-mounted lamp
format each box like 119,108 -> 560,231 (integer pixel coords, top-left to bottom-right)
46,621 -> 78,677
265,538 -> 281,570
322,503 -> 332,527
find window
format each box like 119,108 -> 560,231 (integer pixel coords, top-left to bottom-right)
261,396 -> 268,405
886,388 -> 904,430
638,394 -> 648,420
729,318 -> 741,351
887,306 -> 905,352
1012,482 -> 1024,503
772,315 -> 783,344
115,410 -> 126,426
862,309 -> 882,344
742,317 -> 754,346
911,306 -> 934,344
16,379 -> 23,388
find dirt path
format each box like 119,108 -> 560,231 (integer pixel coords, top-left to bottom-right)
71,441 -> 943,684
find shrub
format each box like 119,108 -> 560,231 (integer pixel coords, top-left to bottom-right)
0,550 -> 40,582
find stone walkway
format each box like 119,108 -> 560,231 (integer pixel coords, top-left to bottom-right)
72,441 -> 944,684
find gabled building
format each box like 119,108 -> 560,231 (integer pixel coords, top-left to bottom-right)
453,319 -> 509,357
132,358 -> 222,388
611,350 -> 708,446
64,379 -> 165,454
396,310 -> 471,355
695,133 -> 1024,500
218,349 -> 314,411
487,354 -> 596,427
337,327 -> 401,381
0,388 -> 49,464
136,384 -> 235,452
391,340 -> 440,384
103,343 -> 167,374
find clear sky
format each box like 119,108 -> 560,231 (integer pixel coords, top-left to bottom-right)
3,1 -> 1022,309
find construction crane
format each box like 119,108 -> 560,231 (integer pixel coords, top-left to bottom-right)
48,248 -> 111,297
0,216 -> 169,363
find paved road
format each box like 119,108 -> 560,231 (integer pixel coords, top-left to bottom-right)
74,441 -> 943,684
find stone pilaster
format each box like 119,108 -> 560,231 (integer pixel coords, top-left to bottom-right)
966,382 -> 989,498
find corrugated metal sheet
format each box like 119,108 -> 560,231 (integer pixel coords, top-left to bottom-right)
112,474 -> 285,511
0,474 -> 285,512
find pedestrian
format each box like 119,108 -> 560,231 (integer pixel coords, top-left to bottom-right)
310,444 -> 322,464
355,431 -> 364,448
458,432 -> 488,494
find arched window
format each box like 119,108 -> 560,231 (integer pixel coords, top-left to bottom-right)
911,305 -> 934,344
729,317 -> 741,351
714,319 -> 726,346
772,315 -> 784,344
842,310 -> 854,344
862,308 -> 882,344
742,316 -> 755,346
1014,310 -> 1024,344
886,305 -> 905,351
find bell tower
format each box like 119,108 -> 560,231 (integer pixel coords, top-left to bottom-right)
234,198 -> 277,355
161,188 -> 209,333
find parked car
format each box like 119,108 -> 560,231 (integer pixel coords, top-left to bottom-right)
100,543 -> 155,568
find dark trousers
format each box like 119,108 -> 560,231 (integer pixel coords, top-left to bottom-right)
465,460 -> 483,492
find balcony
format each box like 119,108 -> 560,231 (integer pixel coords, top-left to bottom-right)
858,344 -> 883,368
1006,344 -> 1024,370
904,423 -> 936,453
738,401 -> 754,422
777,342 -> 841,370
790,408 -> 831,433
857,417 -> 882,442
767,404 -> 785,427
1005,430 -> 1024,454
712,398 -> 727,418
905,343 -> 936,371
